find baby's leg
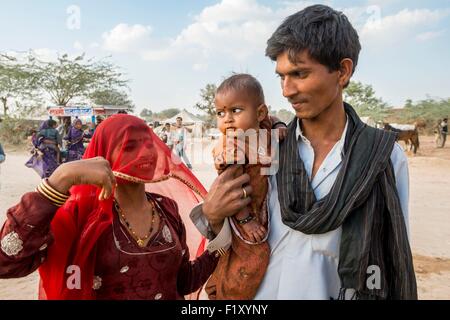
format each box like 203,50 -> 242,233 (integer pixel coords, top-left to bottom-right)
234,208 -> 266,243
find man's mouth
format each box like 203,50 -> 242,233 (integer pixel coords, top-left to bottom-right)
291,100 -> 308,110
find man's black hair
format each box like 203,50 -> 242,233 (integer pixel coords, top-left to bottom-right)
266,4 -> 361,85
47,119 -> 57,128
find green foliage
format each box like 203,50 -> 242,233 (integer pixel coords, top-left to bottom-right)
90,88 -> 134,111
0,54 -> 39,116
156,108 -> 180,119
194,83 -> 217,125
344,81 -> 389,121
140,108 -> 153,119
27,53 -> 128,106
0,117 -> 39,145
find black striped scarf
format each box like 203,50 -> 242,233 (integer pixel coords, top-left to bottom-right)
276,103 -> 417,299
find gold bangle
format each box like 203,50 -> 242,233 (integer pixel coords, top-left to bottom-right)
38,182 -> 68,204
36,184 -> 65,206
42,179 -> 70,199
40,183 -> 68,202
36,181 -> 68,207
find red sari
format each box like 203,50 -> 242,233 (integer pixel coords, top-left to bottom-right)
37,114 -> 212,300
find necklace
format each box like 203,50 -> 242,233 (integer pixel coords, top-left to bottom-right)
113,197 -> 158,248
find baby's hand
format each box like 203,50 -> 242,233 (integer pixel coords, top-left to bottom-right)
241,219 -> 266,243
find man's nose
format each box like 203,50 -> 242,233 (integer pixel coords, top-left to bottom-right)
282,77 -> 298,98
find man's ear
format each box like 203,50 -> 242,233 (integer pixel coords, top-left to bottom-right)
338,58 -> 354,88
257,104 -> 269,122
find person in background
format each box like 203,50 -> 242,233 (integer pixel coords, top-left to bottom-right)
159,123 -> 174,151
64,119 -> 91,162
174,117 -> 193,169
37,119 -> 62,164
439,118 -> 448,148
0,142 -> 5,164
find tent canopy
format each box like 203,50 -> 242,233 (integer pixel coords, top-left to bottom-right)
162,109 -> 204,125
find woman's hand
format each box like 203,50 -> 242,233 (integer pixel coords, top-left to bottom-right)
48,157 -> 117,201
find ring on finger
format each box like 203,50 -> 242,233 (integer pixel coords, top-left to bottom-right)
242,188 -> 247,199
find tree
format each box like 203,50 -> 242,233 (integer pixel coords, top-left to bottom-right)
140,108 -> 153,119
28,53 -> 128,106
343,81 -> 389,121
194,83 -> 217,125
404,99 -> 414,109
156,108 -> 180,119
0,54 -> 38,116
90,88 -> 134,111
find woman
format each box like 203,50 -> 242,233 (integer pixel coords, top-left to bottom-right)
25,119 -> 61,178
1,114 -> 217,300
64,119 -> 90,162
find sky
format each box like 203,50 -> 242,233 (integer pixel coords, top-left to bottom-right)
1,0 -> 449,114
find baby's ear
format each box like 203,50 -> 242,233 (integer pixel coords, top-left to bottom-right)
257,104 -> 269,122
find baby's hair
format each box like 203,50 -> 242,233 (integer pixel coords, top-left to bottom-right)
216,73 -> 265,106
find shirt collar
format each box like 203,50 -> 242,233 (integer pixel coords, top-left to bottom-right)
296,116 -> 349,148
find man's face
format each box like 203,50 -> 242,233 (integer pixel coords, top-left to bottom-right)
165,124 -> 171,130
275,50 -> 341,120
176,119 -> 182,127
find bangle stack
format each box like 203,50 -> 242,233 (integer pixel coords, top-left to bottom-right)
36,179 -> 70,207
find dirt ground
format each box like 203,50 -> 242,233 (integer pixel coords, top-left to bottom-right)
0,135 -> 449,299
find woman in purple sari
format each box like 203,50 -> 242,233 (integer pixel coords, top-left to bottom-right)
64,119 -> 91,162
25,119 -> 61,178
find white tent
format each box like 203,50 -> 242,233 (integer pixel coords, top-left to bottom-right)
162,109 -> 205,137
163,109 -> 204,125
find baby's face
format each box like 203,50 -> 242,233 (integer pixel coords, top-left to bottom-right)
215,90 -> 261,135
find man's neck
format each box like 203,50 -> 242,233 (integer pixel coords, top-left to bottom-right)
300,100 -> 347,144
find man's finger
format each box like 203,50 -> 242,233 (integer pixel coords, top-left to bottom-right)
220,165 -> 241,180
229,173 -> 250,189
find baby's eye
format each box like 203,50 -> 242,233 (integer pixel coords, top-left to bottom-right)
233,108 -> 243,114
216,111 -> 225,117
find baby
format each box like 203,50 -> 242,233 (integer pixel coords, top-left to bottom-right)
207,73 -> 274,300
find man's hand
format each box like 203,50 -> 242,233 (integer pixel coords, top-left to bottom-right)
203,165 -> 252,234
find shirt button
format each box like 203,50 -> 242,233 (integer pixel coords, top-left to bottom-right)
120,266 -> 129,273
39,243 -> 48,251
154,293 -> 162,300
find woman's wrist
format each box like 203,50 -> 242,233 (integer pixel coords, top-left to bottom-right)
47,164 -> 73,195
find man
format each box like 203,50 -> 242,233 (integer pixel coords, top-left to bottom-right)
159,122 -> 174,150
57,117 -> 72,150
439,118 -> 448,148
191,4 -> 416,300
174,117 -> 193,169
